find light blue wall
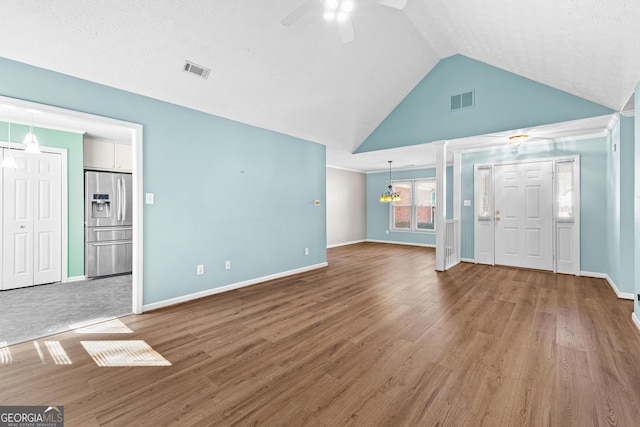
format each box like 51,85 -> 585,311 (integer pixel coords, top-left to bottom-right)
366,166 -> 452,245
620,116 -> 635,296
461,138 -> 609,274
635,82 -> 640,317
0,57 -> 326,305
356,55 -> 613,153
607,116 -> 635,295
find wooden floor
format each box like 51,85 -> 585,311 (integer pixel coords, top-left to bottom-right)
1,243 -> 640,426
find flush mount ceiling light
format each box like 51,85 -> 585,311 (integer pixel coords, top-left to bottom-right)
379,160 -> 401,203
1,109 -> 18,169
23,113 -> 41,154
509,134 -> 528,147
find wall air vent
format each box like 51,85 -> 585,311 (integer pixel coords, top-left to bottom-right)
450,91 -> 474,111
183,61 -> 211,79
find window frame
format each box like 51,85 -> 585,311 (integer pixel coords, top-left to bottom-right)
389,178 -> 437,233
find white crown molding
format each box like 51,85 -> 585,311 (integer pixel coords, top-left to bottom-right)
326,164 -> 366,173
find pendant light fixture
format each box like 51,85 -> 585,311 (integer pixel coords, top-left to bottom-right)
1,109 -> 18,169
23,113 -> 41,154
509,134 -> 528,147
379,160 -> 401,203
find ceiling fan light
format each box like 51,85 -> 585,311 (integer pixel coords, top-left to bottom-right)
326,0 -> 339,10
341,0 -> 355,12
336,11 -> 349,22
323,10 -> 336,20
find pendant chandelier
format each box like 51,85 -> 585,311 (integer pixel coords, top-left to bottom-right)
509,134 -> 528,147
379,160 -> 401,203
23,113 -> 41,154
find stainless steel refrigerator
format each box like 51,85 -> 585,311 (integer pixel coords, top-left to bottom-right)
85,171 -> 133,278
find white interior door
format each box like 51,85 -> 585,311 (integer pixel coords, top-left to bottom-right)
3,151 -> 35,289
33,152 -> 62,285
494,161 -> 553,271
2,150 -> 62,290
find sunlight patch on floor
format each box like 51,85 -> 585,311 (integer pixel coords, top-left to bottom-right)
73,318 -> 133,334
44,341 -> 73,365
81,340 -> 171,367
0,342 -> 12,365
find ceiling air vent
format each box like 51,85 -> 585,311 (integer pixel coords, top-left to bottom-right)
451,91 -> 474,111
183,61 -> 210,79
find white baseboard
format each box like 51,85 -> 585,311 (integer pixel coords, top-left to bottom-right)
580,271 -> 635,300
461,258 -> 475,263
66,275 -> 86,283
327,239 -> 366,249
366,239 -> 435,248
142,262 -> 329,312
633,312 -> 640,332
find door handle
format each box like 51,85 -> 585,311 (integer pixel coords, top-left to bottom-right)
495,209 -> 500,214
20,225 -> 25,229
116,178 -> 122,221
495,217 -> 501,221
92,241 -> 132,246
122,177 -> 126,220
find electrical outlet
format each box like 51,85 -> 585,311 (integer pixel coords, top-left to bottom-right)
225,260 -> 231,270
304,248 -> 309,256
386,229 -> 389,235
197,264 -> 204,275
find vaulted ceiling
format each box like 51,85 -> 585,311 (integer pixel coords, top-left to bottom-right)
1,0 -> 638,169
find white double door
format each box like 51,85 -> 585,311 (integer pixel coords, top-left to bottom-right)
2,149 -> 62,290
494,161 -> 553,271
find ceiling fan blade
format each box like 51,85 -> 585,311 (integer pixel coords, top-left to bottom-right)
339,16 -> 355,44
373,0 -> 408,9
281,0 -> 318,26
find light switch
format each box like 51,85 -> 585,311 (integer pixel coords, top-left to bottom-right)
145,193 -> 155,205
464,200 -> 471,207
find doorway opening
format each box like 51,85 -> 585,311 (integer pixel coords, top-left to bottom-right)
474,156 -> 580,274
0,95 -> 143,346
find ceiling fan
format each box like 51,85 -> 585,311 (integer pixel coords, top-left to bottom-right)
280,0 -> 408,44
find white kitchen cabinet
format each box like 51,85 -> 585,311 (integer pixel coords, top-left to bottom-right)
114,142 -> 133,171
84,137 -> 132,172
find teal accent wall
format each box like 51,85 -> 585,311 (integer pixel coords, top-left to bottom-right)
0,57 -> 326,305
461,137 -> 609,274
366,166 -> 452,245
0,122 -> 84,277
356,55 -> 613,153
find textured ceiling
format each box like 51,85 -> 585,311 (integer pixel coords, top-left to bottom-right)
0,0 -> 638,171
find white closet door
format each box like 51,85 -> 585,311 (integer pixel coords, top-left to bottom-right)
2,150 -> 62,290
33,152 -> 62,285
2,151 -> 35,289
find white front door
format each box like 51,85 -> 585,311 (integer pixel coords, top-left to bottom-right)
494,161 -> 553,271
2,150 -> 62,290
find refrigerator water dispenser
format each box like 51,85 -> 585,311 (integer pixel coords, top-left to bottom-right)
91,193 -> 111,218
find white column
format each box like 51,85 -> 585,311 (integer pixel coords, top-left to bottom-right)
434,140 -> 448,271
